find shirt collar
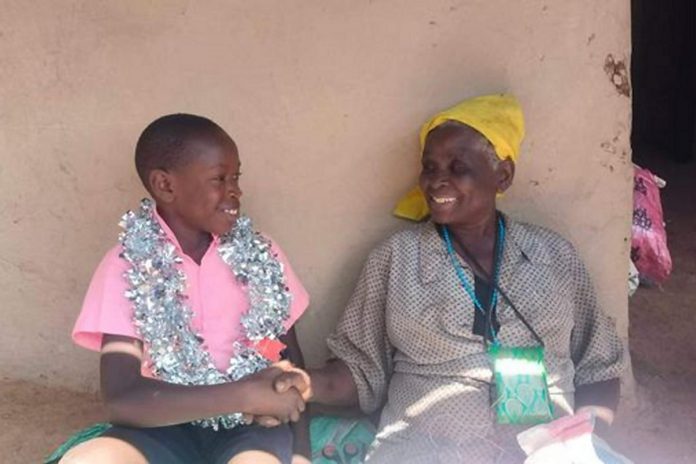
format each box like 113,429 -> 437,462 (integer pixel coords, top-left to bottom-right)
153,205 -> 219,256
418,212 -> 551,285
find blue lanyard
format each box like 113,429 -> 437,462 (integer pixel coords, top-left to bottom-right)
442,217 -> 506,344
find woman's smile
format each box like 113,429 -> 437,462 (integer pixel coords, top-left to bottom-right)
430,195 -> 457,204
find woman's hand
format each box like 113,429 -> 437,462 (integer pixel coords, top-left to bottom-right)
574,378 -> 619,430
240,363 -> 306,423
273,365 -> 313,400
250,362 -> 313,427
575,405 -> 615,426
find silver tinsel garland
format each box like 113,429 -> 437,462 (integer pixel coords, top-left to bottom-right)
119,199 -> 292,430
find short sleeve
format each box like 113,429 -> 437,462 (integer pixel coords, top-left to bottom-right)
270,240 -> 310,330
72,245 -> 140,351
326,243 -> 394,414
567,247 -> 626,386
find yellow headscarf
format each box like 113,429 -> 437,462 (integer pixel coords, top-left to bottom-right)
393,94 -> 525,221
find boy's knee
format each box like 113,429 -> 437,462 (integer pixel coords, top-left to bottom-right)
59,437 -> 146,464
226,450 -> 281,464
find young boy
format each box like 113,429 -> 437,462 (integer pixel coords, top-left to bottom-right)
62,114 -> 310,464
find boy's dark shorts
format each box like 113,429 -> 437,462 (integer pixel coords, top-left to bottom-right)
101,422 -> 292,464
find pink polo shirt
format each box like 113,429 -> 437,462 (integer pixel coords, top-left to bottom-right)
72,211 -> 309,375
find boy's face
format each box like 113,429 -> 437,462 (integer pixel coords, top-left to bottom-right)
154,135 -> 242,237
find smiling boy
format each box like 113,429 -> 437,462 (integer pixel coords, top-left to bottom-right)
62,114 -> 310,464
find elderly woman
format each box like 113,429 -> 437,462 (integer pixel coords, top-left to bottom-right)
277,94 -> 625,463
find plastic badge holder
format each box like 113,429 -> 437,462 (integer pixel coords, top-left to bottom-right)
489,345 -> 554,425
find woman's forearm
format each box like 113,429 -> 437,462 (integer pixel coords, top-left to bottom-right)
575,378 -> 620,426
575,378 -> 619,410
308,359 -> 359,407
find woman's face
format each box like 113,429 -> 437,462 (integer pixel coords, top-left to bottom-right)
418,122 -> 514,226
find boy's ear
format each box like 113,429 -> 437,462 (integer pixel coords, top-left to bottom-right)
148,169 -> 176,203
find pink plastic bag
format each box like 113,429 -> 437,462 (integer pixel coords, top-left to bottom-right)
631,166 -> 672,284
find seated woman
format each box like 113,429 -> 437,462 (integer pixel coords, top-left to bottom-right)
275,94 -> 625,463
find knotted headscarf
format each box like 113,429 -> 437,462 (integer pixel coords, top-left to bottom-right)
393,94 -> 525,221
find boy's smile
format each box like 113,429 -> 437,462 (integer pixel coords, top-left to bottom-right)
151,134 -> 242,261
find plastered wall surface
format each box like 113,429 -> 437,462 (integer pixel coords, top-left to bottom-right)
0,0 -> 631,391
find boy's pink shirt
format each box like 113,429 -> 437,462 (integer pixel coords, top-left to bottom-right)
72,210 -> 309,375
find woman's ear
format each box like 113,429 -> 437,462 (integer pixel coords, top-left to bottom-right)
148,169 -> 176,203
496,158 -> 515,193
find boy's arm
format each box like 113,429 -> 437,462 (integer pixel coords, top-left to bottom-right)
279,327 -> 312,461
100,334 -> 305,428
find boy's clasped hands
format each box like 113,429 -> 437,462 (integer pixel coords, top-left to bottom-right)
242,361 -> 312,426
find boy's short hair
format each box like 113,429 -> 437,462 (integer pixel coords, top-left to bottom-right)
135,113 -> 228,189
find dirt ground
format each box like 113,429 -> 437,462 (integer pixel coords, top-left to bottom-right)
1,158 -> 695,464
0,380 -> 104,463
607,155 -> 696,463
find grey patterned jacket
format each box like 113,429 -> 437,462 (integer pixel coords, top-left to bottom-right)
327,214 -> 625,463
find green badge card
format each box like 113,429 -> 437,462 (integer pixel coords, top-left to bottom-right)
489,345 -> 554,425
